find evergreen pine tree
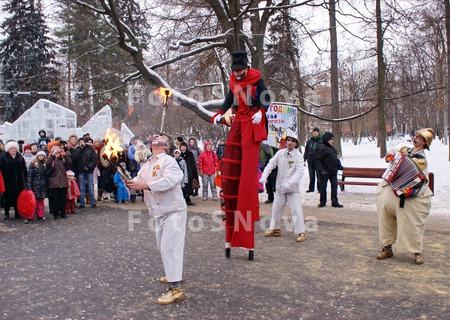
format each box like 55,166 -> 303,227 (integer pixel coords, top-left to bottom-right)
55,0 -> 147,124
0,0 -> 59,122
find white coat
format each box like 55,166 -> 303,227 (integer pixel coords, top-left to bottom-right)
136,152 -> 187,282
260,148 -> 305,234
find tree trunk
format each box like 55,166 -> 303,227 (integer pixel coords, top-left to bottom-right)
329,0 -> 342,155
376,0 -> 387,158
445,0 -> 450,160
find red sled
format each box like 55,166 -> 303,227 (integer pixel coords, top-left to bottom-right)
17,190 -> 36,219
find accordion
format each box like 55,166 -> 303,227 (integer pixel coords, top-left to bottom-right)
382,152 -> 428,198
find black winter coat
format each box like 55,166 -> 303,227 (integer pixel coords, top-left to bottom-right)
71,145 -> 98,173
315,142 -> 342,175
304,136 -> 322,162
180,150 -> 199,182
27,159 -> 48,199
0,153 -> 27,207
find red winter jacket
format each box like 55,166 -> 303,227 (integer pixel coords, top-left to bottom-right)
198,144 -> 218,175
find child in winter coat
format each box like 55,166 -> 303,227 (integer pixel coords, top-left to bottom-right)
22,144 -> 36,169
66,170 -> 80,214
26,151 -> 48,222
113,162 -> 129,204
134,142 -> 151,169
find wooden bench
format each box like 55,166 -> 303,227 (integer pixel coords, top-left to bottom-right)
338,167 -> 434,194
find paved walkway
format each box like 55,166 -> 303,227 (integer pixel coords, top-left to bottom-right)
1,196 -> 449,319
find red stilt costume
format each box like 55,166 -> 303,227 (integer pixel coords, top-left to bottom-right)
211,51 -> 271,260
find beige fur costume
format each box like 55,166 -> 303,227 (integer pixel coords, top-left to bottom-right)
376,146 -> 433,254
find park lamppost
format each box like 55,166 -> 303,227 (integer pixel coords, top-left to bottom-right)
154,87 -> 172,133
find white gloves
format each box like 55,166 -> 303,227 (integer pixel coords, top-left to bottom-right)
259,178 -> 267,184
214,113 -> 223,125
252,110 -> 262,124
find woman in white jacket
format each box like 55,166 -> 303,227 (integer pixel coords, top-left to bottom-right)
259,130 -> 306,242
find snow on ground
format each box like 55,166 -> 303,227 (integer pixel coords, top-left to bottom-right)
299,138 -> 450,217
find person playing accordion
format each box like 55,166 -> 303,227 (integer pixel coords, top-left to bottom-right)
376,128 -> 434,265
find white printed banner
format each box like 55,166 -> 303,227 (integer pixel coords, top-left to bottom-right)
265,102 -> 298,148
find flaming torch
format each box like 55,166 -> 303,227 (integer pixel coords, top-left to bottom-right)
154,87 -> 172,132
102,128 -> 132,181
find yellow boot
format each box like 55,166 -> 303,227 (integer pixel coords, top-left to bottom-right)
156,287 -> 184,305
264,229 -> 281,237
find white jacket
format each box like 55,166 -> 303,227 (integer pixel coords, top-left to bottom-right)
136,153 -> 186,217
260,148 -> 304,193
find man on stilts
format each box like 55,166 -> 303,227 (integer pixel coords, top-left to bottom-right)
211,51 -> 271,260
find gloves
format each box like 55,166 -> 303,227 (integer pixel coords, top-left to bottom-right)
210,111 -> 224,125
259,177 -> 267,184
251,110 -> 262,124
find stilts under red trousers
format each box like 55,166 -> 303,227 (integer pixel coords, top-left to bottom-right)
221,119 -> 261,249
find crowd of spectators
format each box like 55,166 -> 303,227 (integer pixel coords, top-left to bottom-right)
0,130 -> 225,224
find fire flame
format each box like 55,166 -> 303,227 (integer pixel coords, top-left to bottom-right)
103,128 -> 123,162
154,87 -> 172,106
123,105 -> 135,122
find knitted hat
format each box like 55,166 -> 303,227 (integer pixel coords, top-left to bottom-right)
415,128 -> 435,150
313,127 -> 320,133
66,170 -> 75,177
5,141 -> 19,152
23,144 -> 31,151
231,51 -> 249,71
36,151 -> 47,157
39,140 -> 47,146
174,149 -> 181,154
51,146 -> 61,154
322,132 -> 334,144
204,141 -> 212,148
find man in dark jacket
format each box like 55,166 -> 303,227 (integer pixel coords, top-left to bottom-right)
304,127 -> 322,193
179,141 -> 199,206
259,143 -> 278,204
71,138 -> 98,208
315,132 -> 343,208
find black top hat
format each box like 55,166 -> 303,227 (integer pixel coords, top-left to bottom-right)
231,51 -> 249,71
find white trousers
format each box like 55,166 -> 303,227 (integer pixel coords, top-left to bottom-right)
154,210 -> 187,282
270,191 -> 305,234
